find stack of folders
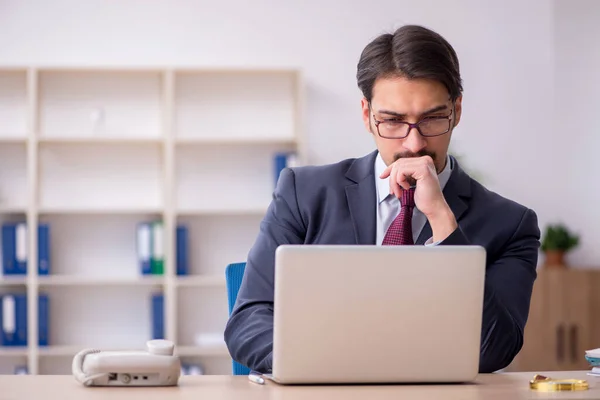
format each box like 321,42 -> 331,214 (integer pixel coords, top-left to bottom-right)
143,222 -> 189,340
273,152 -> 298,187
137,222 -> 189,276
0,293 -> 49,347
1,222 -> 50,276
137,221 -> 164,276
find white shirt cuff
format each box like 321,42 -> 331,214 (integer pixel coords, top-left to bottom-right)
424,237 -> 442,246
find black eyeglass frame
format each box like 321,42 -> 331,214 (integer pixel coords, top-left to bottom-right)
370,103 -> 455,139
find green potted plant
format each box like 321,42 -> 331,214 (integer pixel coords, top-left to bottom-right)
541,224 -> 579,267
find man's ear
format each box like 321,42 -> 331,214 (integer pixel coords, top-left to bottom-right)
361,98 -> 372,133
453,96 -> 463,128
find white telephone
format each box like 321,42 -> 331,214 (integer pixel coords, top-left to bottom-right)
72,339 -> 181,387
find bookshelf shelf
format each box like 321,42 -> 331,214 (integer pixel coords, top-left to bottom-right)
0,277 -> 27,286
177,345 -> 229,357
38,136 -> 162,145
0,206 -> 27,214
174,137 -> 297,146
0,66 -> 304,376
37,275 -> 165,287
0,137 -> 27,144
0,348 -> 28,357
175,144 -> 285,212
176,207 -> 268,216
38,207 -> 163,215
36,343 -> 230,358
0,70 -> 27,138
38,344 -> 145,357
0,143 -> 28,210
175,275 -> 226,288
177,287 -> 229,348
38,142 -> 163,211
44,285 -> 158,347
173,70 -> 297,141
38,70 -> 163,139
37,345 -> 87,357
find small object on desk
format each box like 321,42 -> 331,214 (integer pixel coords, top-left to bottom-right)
585,348 -> 600,376
248,373 -> 265,385
586,348 -> 600,367
529,374 -> 588,391
586,348 -> 600,358
587,367 -> 600,377
586,355 -> 600,367
72,339 -> 181,387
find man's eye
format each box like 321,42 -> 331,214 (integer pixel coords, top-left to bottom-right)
383,120 -> 404,126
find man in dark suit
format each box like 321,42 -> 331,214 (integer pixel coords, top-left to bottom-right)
224,24 -> 540,374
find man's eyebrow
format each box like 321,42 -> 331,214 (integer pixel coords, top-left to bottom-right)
377,104 -> 449,118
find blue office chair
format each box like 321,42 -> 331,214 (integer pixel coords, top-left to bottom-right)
225,262 -> 252,376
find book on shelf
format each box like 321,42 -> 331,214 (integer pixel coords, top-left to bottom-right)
137,222 -> 152,275
1,222 -> 25,275
176,224 -> 188,276
38,224 -> 51,276
1,222 -> 51,276
137,221 -> 188,276
137,221 -> 165,275
38,293 -> 49,346
0,292 -> 49,346
151,292 -> 164,340
151,221 -> 164,275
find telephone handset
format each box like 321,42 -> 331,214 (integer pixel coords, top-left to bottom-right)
72,339 -> 181,387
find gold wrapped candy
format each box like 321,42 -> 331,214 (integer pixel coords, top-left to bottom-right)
529,374 -> 588,391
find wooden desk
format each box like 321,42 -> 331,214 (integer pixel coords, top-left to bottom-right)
2,371 -> 599,400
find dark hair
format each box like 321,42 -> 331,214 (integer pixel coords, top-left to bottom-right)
357,25 -> 463,102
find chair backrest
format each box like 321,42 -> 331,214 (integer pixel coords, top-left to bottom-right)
225,262 -> 251,376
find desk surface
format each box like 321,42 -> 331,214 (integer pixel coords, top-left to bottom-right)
2,371 -> 599,400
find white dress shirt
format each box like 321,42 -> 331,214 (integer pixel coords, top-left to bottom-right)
375,153 -> 454,245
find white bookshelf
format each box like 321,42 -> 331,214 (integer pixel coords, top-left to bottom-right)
0,66 -> 304,375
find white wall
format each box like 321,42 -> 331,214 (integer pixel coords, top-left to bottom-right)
554,0 -> 600,266
0,0 -> 595,265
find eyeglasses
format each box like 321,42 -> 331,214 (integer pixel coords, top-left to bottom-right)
371,105 -> 454,139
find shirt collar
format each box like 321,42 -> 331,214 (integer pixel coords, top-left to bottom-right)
375,152 -> 453,204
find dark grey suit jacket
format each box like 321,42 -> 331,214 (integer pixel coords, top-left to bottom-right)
224,150 -> 540,373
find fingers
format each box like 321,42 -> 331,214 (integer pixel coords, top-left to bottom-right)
387,164 -> 411,199
395,169 -> 413,191
380,165 -> 392,179
385,156 -> 435,198
391,170 -> 404,198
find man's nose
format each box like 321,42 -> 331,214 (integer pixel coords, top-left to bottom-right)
402,125 -> 427,153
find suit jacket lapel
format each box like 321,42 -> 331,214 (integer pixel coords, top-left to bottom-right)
415,223 -> 433,245
345,150 -> 378,245
416,155 -> 472,244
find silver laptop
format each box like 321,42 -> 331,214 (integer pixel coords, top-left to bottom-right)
266,244 -> 486,384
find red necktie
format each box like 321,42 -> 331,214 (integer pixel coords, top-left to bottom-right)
382,188 -> 415,245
